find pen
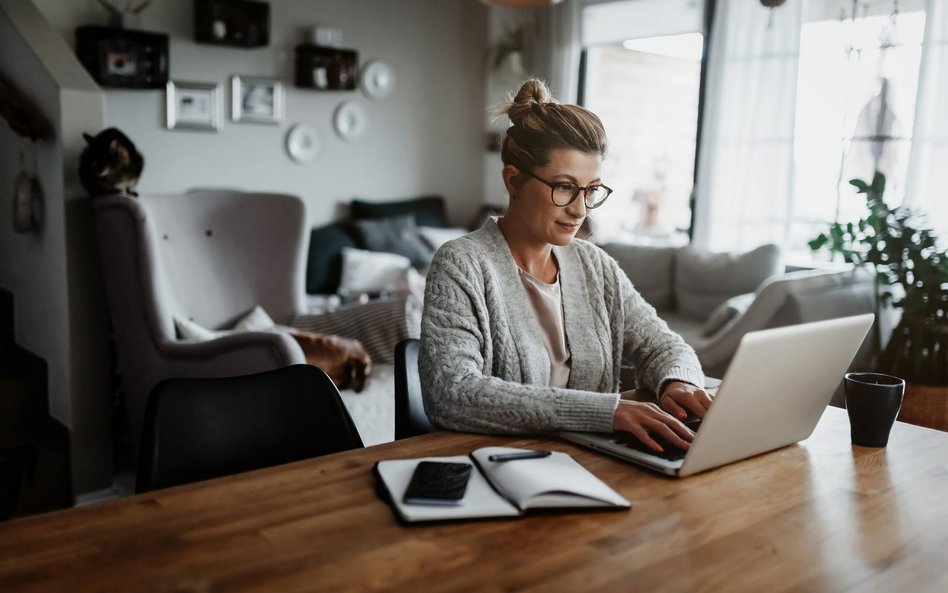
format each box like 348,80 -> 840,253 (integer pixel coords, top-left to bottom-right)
488,451 -> 552,462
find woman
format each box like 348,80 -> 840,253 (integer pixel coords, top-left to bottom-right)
419,80 -> 712,452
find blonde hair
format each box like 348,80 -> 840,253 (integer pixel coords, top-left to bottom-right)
495,79 -> 607,176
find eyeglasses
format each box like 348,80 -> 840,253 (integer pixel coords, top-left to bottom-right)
523,171 -> 613,209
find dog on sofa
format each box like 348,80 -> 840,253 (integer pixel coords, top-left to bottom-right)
288,330 -> 371,392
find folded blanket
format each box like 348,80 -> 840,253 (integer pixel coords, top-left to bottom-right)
290,294 -> 421,364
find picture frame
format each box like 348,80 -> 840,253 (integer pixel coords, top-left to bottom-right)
231,75 -> 284,124
166,81 -> 221,131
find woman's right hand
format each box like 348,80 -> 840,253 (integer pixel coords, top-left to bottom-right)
612,399 -> 695,453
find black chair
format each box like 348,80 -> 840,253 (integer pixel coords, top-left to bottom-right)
136,364 -> 363,493
394,338 -> 433,439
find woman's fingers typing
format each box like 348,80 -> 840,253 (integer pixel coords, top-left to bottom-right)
613,401 -> 695,453
660,382 -> 714,419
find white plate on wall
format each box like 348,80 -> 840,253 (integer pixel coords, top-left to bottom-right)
361,60 -> 395,100
333,101 -> 368,141
286,123 -> 320,163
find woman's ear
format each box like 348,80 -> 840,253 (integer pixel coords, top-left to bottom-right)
501,164 -> 521,199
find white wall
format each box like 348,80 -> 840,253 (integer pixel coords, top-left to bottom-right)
33,0 -> 489,228
0,0 -> 110,496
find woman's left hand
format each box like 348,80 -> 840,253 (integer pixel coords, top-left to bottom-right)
659,381 -> 714,420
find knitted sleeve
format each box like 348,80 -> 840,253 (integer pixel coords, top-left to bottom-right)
609,256 -> 705,396
419,246 -> 618,434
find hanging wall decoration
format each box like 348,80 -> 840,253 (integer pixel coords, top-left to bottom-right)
231,76 -> 284,124
286,123 -> 320,163
333,101 -> 368,141
12,151 -> 43,234
166,81 -> 222,131
361,60 -> 395,100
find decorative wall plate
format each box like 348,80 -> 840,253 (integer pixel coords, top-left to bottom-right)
361,60 -> 395,100
285,123 -> 320,163
333,101 -> 368,141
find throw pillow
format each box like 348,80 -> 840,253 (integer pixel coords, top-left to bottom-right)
338,247 -> 412,296
351,215 -> 434,267
350,195 -> 449,228
233,305 -> 276,331
174,317 -> 220,341
417,226 -> 468,251
600,243 -> 677,310
701,292 -> 756,336
675,244 -> 781,320
173,305 -> 276,340
306,221 -> 360,295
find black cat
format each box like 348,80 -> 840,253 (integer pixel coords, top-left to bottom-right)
79,127 -> 144,197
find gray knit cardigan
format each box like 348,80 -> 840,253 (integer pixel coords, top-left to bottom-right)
419,218 -> 705,435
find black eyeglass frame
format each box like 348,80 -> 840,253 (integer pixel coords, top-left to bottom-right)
522,171 -> 613,209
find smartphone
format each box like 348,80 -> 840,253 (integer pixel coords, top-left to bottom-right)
402,461 -> 473,506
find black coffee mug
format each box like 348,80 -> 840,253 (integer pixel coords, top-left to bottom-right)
844,372 -> 905,447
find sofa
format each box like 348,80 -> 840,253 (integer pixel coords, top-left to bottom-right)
296,196 -> 470,364
302,203 -> 876,440
600,242 -> 877,382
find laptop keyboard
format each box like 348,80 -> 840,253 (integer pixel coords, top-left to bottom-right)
611,417 -> 702,462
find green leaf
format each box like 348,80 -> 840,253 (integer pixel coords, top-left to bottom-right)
850,178 -> 870,193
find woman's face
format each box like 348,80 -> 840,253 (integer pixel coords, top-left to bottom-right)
503,148 -> 602,247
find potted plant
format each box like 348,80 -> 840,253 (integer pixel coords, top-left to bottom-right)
810,172 -> 948,428
488,23 -> 529,75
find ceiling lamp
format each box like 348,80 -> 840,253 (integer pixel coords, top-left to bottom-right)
480,0 -> 565,6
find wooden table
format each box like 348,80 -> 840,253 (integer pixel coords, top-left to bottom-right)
1,407 -> 947,593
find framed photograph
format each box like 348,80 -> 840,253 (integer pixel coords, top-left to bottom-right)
231,75 -> 284,124
166,81 -> 221,131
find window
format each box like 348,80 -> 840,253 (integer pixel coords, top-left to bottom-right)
582,33 -> 704,245
579,0 -> 707,245
789,9 -> 926,261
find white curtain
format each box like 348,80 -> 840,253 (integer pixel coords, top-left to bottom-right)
533,0 -> 583,103
695,0 -> 948,251
692,1 -> 805,252
906,0 -> 948,237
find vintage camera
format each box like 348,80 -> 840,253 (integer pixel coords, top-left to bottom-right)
294,45 -> 358,91
75,26 -> 169,89
194,0 -> 270,48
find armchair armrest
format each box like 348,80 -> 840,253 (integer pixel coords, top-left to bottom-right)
694,268 -> 875,376
157,330 -> 306,368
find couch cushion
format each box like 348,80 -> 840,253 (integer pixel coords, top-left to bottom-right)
675,243 -> 781,320
351,195 -> 449,228
307,222 -> 360,295
418,226 -> 469,251
659,313 -> 708,350
351,215 -> 435,267
600,243 -> 677,310
338,247 -> 412,296
701,292 -> 756,336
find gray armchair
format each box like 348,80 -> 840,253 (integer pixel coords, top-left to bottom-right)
94,191 -> 307,455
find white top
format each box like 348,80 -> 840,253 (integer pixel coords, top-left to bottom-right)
518,268 -> 572,388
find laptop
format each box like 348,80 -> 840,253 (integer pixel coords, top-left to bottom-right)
560,314 -> 874,477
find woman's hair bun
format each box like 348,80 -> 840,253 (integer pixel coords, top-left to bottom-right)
493,77 -> 607,173
503,79 -> 556,122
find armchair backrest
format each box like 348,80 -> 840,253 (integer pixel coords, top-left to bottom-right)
94,191 -> 308,460
97,191 -> 307,339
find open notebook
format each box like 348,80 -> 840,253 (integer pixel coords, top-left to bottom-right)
374,447 -> 630,523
